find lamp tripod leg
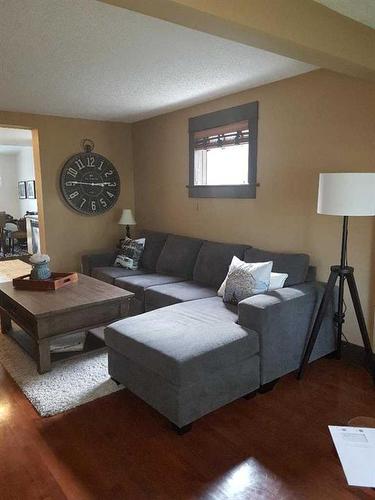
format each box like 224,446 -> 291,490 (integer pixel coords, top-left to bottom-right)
346,272 -> 373,354
334,274 -> 346,360
347,272 -> 375,383
297,270 -> 338,379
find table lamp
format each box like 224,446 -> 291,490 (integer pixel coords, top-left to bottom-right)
118,209 -> 136,238
298,173 -> 375,381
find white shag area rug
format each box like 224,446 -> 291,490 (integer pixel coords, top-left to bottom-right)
0,334 -> 122,417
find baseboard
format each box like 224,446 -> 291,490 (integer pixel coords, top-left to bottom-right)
342,341 -> 369,358
341,341 -> 375,377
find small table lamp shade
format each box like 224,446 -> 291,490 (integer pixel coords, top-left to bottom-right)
118,209 -> 136,226
318,173 -> 375,216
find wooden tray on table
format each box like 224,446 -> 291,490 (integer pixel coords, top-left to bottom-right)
13,272 -> 78,291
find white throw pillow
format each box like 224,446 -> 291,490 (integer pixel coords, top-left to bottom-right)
222,257 -> 273,304
217,276 -> 227,297
217,261 -> 288,297
268,272 -> 288,291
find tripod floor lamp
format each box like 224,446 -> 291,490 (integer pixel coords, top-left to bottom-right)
298,173 -> 375,382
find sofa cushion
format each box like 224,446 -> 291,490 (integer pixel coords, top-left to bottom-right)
156,235 -> 203,279
244,248 -> 309,286
306,265 -> 316,282
105,297 -> 259,386
91,266 -> 149,285
114,273 -> 186,301
145,281 -> 217,311
140,230 -> 168,271
193,241 -> 247,289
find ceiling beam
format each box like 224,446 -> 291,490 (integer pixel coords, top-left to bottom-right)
98,0 -> 375,82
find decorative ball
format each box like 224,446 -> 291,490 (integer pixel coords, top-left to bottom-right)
29,253 -> 50,264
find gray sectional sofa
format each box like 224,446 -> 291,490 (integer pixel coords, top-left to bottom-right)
82,230 -> 335,433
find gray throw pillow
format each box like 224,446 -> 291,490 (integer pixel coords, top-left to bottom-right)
223,257 -> 273,305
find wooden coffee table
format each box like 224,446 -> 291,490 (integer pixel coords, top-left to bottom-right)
0,274 -> 134,373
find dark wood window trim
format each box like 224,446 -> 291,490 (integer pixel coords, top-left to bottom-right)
188,101 -> 258,199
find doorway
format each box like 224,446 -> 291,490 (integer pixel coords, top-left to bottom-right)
0,126 -> 44,280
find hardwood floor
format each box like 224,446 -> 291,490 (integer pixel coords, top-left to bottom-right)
0,349 -> 374,499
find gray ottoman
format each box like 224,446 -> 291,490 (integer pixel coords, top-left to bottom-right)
105,298 -> 260,433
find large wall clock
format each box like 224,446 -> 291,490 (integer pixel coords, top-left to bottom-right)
60,139 -> 120,216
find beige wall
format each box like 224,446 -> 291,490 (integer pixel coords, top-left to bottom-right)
133,69 -> 375,346
0,111 -> 134,271
1,70 -> 373,346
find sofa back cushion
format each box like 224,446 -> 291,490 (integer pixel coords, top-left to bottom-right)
193,241 -> 247,289
305,265 -> 316,282
140,230 -> 168,271
156,235 -> 203,279
244,247 -> 309,286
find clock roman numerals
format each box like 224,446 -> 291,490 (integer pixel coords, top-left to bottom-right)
68,167 -> 78,177
61,151 -> 120,215
75,159 -> 85,170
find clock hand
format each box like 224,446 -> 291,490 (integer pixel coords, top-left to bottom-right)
65,181 -> 115,187
66,181 -> 93,186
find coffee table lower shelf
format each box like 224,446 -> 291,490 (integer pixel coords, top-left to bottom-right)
5,324 -> 108,369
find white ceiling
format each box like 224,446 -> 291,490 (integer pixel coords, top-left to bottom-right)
0,128 -> 32,147
0,0 -> 315,123
313,0 -> 375,29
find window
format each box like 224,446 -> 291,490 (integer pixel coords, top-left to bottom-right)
188,101 -> 258,198
193,121 -> 249,186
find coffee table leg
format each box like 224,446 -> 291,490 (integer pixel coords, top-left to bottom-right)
0,309 -> 11,335
120,299 -> 130,318
36,339 -> 51,374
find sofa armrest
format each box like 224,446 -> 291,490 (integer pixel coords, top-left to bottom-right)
238,282 -> 335,384
81,251 -> 117,276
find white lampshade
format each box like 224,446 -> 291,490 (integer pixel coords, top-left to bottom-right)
317,173 -> 375,216
118,209 -> 136,225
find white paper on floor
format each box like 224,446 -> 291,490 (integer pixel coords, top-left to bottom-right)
329,425 -> 375,488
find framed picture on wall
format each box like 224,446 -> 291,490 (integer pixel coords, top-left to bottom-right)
26,180 -> 36,199
18,181 -> 26,199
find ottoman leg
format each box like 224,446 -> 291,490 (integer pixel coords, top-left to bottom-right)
171,422 -> 192,435
242,391 -> 257,400
259,378 -> 280,394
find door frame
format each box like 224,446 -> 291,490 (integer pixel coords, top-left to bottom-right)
0,124 -> 46,255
